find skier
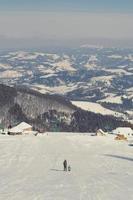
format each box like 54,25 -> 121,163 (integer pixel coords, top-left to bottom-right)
68,165 -> 71,172
63,160 -> 67,171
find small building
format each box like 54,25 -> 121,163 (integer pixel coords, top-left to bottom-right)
113,127 -> 133,137
17,122 -> 32,132
9,122 -> 32,135
96,129 -> 107,136
8,126 -> 22,135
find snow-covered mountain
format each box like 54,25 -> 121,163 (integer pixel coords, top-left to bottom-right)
0,84 -> 131,132
0,47 -> 132,123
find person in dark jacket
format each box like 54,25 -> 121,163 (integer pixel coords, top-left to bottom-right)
63,160 -> 67,171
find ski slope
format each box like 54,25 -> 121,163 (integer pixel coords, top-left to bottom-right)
0,133 -> 133,200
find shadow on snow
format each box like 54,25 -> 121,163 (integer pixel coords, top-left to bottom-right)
104,154 -> 133,162
50,169 -> 64,172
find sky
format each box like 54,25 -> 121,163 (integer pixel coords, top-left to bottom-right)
0,0 -> 133,12
0,0 -> 133,48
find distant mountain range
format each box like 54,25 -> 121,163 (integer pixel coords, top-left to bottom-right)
0,47 -> 132,124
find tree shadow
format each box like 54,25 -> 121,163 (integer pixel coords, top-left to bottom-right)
104,154 -> 133,162
50,169 -> 64,172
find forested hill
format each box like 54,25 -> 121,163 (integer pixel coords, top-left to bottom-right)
0,84 -> 132,132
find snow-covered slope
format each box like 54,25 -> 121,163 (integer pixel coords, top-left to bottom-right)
71,101 -> 125,118
0,48 -> 132,100
0,47 -> 132,122
0,133 -> 133,200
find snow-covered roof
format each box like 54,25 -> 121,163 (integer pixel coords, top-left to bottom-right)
9,122 -> 32,133
113,127 -> 133,134
97,129 -> 104,133
9,126 -> 22,133
16,122 -> 32,130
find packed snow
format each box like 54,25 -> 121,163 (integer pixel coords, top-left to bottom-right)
0,133 -> 133,200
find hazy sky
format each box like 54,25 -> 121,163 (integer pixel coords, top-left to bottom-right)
0,0 -> 133,48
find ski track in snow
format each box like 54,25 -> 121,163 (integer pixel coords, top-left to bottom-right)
0,133 -> 133,200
